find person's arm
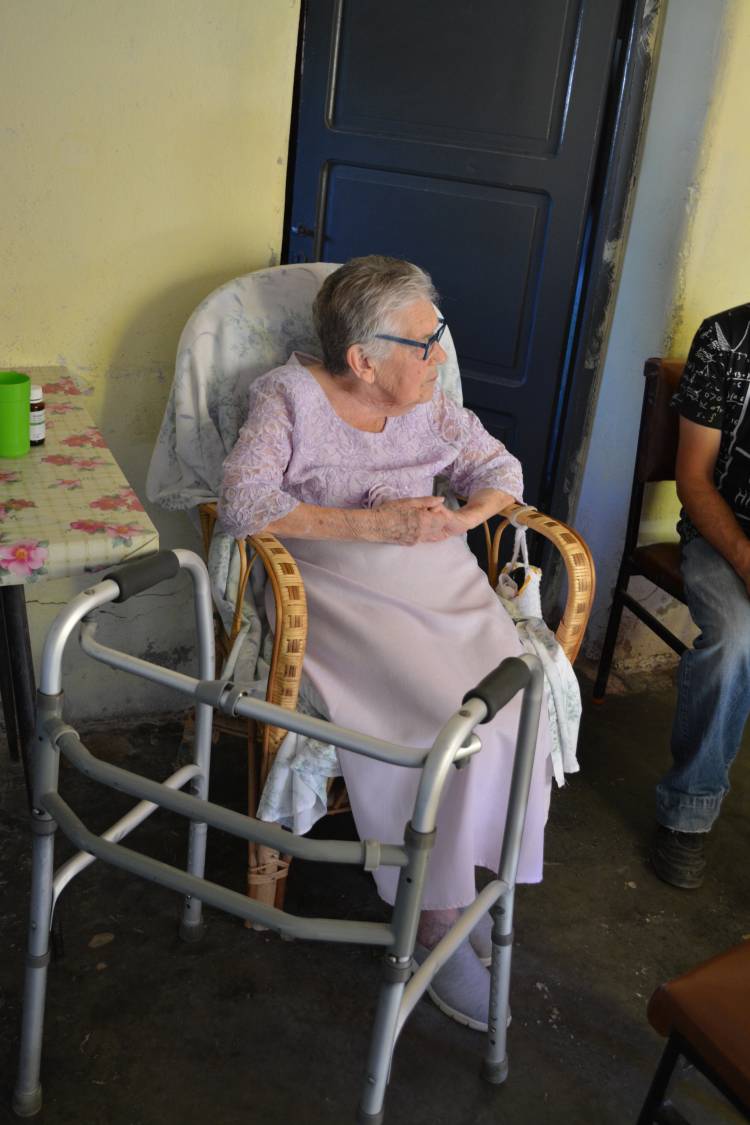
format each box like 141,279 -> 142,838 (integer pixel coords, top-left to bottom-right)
438,487 -> 516,535
264,496 -> 451,545
430,393 -> 522,534
676,415 -> 750,594
218,377 -> 452,546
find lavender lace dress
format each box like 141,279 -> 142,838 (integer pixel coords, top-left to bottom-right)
219,354 -> 552,908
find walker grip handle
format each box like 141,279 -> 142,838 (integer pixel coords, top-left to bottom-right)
104,550 -> 180,602
462,657 -> 531,723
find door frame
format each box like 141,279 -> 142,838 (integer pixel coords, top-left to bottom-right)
281,0 -> 666,528
545,0 -> 665,524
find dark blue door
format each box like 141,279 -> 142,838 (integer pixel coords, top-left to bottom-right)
286,0 -> 624,507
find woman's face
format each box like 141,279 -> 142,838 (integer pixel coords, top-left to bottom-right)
370,299 -> 448,411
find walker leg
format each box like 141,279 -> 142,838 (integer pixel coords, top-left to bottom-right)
481,889 -> 513,1085
179,557 -> 215,942
357,974 -> 406,1124
480,661 -> 542,1084
13,822 -> 56,1117
179,701 -> 212,942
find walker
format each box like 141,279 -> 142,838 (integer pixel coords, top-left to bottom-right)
12,549 -> 543,1124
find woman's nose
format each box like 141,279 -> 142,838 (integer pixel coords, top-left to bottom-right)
431,340 -> 447,365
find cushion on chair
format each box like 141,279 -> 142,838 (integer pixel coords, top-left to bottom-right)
647,940 -> 750,1110
146,262 -> 463,513
630,542 -> 685,602
147,263 -> 340,511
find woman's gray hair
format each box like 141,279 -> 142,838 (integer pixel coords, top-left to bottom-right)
313,255 -> 439,375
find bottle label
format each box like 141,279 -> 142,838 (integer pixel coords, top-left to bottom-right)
30,408 -> 46,443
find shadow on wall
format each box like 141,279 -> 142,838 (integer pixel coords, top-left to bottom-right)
92,263 -> 258,538
574,0 -> 731,661
98,265 -> 250,457
70,266 -> 253,715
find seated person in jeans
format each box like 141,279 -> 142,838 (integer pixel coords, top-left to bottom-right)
651,303 -> 750,888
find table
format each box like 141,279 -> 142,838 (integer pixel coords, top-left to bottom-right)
0,370 -> 159,794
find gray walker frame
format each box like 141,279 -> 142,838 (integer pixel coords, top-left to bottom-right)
12,549 -> 544,1125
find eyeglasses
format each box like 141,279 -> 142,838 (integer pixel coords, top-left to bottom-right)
374,317 -> 447,361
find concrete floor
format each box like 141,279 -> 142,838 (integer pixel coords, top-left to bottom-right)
1,665 -> 748,1125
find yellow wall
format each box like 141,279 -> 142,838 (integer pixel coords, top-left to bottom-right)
0,1 -> 300,718
670,2 -> 750,352
643,0 -> 750,540
0,0 -> 299,493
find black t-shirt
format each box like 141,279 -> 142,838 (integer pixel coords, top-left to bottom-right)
672,303 -> 750,542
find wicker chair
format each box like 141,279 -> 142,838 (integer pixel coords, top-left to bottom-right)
197,498 -> 595,915
147,262 -> 595,915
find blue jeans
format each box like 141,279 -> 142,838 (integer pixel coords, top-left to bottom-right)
656,535 -> 750,832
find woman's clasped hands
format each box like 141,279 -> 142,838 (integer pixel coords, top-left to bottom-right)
373,496 -> 471,545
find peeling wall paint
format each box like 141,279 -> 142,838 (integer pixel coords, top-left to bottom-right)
614,0 -> 750,673
574,0 -> 742,673
0,1 -> 300,719
554,0 -> 664,533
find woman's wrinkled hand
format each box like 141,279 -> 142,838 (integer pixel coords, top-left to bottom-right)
371,496 -> 453,545
437,507 -> 474,537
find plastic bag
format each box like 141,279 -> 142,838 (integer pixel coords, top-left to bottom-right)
495,527 -> 543,620
495,524 -> 581,786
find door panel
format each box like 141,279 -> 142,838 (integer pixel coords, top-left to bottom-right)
287,0 -> 623,506
322,166 -> 548,386
331,2 -> 579,155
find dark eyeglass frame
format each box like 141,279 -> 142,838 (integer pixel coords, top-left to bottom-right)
373,317 -> 447,361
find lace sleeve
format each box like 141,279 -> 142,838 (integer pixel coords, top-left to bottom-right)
217,375 -> 300,538
430,393 -> 524,501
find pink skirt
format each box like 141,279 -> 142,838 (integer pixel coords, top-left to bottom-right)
272,536 -> 552,908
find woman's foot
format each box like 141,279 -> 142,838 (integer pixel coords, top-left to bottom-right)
413,939 -> 491,1031
465,909 -> 493,967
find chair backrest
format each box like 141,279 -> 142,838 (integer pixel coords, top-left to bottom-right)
146,263 -> 462,512
636,358 -> 685,484
616,355 -> 685,572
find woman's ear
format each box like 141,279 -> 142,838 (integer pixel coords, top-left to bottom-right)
346,343 -> 377,384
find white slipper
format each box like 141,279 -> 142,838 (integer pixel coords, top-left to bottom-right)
464,914 -> 513,1026
466,910 -> 493,967
413,939 -> 492,1032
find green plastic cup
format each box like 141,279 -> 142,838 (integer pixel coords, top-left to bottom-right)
0,371 -> 31,458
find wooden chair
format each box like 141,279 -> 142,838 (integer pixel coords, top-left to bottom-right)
637,939 -> 750,1124
199,499 -> 595,914
593,358 -> 686,701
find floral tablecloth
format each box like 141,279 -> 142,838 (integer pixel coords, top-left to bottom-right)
0,373 -> 158,585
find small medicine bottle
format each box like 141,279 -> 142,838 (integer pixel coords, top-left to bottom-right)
30,385 -> 46,446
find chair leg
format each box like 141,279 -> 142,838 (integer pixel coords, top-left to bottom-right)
243,725 -> 290,927
246,843 -> 289,928
637,1035 -> 685,1125
274,854 -> 292,908
593,575 -> 629,701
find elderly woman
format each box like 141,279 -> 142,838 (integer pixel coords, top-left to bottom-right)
218,256 -> 551,1031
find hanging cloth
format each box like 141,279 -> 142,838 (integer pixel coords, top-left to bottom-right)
496,522 -> 581,786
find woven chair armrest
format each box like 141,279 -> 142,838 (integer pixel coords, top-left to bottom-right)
246,531 -> 308,774
491,503 -> 596,663
246,532 -> 308,712
197,504 -> 308,775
